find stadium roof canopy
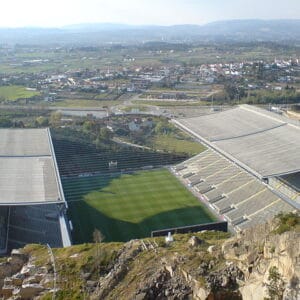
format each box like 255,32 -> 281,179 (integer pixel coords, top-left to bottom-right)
0,128 -> 64,205
174,105 -> 300,178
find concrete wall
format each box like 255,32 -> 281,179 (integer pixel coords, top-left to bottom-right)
151,221 -> 228,237
269,177 -> 300,203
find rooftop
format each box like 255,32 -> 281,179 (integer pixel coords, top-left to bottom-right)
0,128 -> 51,156
174,105 -> 300,178
0,128 -> 64,205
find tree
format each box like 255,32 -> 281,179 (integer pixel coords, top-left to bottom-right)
257,61 -> 264,80
224,83 -> 245,102
98,127 -> 113,141
93,229 -> 105,275
224,83 -> 238,100
265,266 -> 285,300
49,112 -> 62,127
35,116 -> 49,127
0,117 -> 13,128
154,121 -> 175,135
93,228 -> 105,244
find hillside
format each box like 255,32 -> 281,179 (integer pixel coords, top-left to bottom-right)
0,213 -> 299,300
1,20 -> 300,45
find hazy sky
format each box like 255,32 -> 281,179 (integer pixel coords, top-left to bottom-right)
2,0 -> 300,27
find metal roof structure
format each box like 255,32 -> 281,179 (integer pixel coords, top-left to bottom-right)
174,105 -> 300,178
0,128 -> 64,205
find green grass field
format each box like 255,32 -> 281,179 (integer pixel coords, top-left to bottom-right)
63,169 -> 215,243
0,85 -> 40,101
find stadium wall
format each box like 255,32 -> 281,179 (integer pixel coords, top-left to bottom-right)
151,221 -> 228,237
269,177 -> 300,208
48,129 -> 72,247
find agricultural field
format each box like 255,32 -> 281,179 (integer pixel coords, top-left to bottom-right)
0,85 -> 40,101
63,169 -> 216,243
1,44 -> 298,74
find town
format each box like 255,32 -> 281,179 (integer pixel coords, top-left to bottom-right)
0,43 -> 299,112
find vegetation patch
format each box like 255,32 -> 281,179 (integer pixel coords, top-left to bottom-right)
24,242 -> 122,300
150,134 -> 206,155
273,212 -> 300,234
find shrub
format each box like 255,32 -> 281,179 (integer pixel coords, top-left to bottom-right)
265,266 -> 285,300
273,212 -> 300,234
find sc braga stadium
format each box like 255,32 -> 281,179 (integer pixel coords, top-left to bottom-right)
0,128 -> 71,254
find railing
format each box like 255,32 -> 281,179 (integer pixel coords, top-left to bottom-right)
47,244 -> 57,300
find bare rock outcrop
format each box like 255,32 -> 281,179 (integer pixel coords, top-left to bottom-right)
222,221 -> 300,300
0,215 -> 298,300
0,250 -> 53,299
91,239 -> 143,299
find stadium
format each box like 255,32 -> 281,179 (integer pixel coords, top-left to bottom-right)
0,104 -> 299,252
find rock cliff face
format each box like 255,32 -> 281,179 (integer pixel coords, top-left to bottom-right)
222,221 -> 300,300
0,214 -> 299,300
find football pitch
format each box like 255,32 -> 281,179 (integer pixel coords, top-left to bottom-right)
62,169 -> 216,243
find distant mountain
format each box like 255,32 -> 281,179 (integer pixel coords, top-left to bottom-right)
62,23 -> 137,32
1,19 -> 300,45
199,19 -> 300,40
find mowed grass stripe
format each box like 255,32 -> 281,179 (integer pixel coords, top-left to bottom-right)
63,169 -> 216,243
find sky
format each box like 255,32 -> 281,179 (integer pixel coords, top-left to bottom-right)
1,0 -> 300,28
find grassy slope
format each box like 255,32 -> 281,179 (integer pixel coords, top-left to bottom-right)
63,169 -> 215,243
16,213 -> 300,299
150,134 -> 206,155
0,85 -> 40,101
24,230 -> 230,300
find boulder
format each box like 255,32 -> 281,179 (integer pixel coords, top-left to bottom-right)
20,264 -> 37,276
165,265 -> 174,278
11,249 -> 27,263
23,275 -> 40,285
0,286 -> 14,299
207,245 -> 217,255
3,278 -> 13,286
188,236 -> 203,247
11,277 -> 23,287
19,284 -> 44,299
239,281 -> 267,300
